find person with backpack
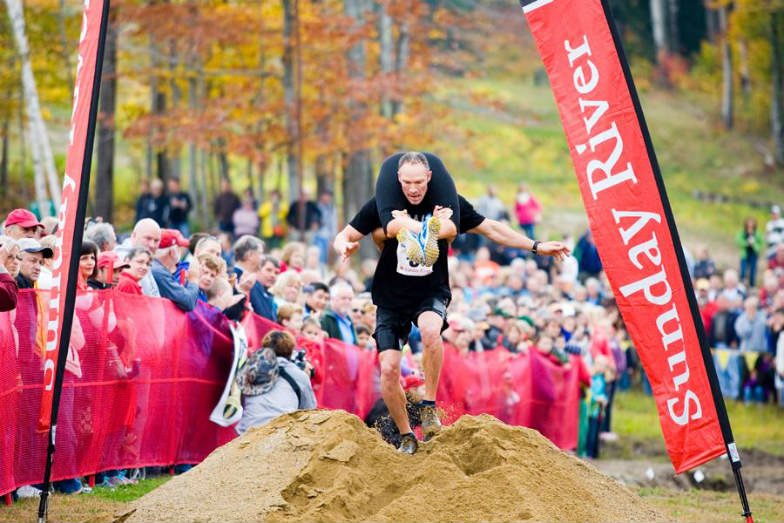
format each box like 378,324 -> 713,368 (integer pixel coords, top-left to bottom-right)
235,330 -> 316,434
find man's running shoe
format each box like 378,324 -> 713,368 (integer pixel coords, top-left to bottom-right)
418,215 -> 441,267
398,432 -> 419,454
420,404 -> 442,442
397,228 -> 425,265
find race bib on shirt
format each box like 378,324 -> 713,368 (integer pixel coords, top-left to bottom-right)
396,242 -> 433,277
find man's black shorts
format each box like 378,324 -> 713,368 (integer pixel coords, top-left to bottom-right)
373,297 -> 448,352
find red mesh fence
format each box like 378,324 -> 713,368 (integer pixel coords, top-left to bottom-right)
1,290 -> 237,495
1,290 -> 582,497
438,343 -> 581,450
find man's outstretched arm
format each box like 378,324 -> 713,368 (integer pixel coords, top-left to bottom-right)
334,225 -> 364,262
469,218 -> 570,260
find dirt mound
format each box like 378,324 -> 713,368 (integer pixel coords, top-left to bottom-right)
120,410 -> 663,522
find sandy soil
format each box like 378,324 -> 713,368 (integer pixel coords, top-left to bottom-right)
119,410 -> 664,523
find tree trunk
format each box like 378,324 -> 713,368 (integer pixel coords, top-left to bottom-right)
282,0 -> 299,202
343,0 -> 374,257
200,148 -> 209,226
150,36 -> 169,181
1,119 -> 8,199
95,15 -> 117,222
5,0 -> 60,213
771,12 -> 784,164
378,2 -> 394,119
187,63 -> 201,228
739,38 -> 751,97
57,0 -> 73,93
650,0 -> 669,60
704,3 -> 718,44
17,91 -> 28,202
667,0 -> 680,54
168,39 -> 181,181
28,117 -> 48,216
720,6 -> 733,130
392,21 -> 410,117
218,142 -> 229,180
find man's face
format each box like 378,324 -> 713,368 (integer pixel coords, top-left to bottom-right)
4,247 -> 20,277
350,299 -> 364,325
20,251 -> 44,281
331,288 -> 353,317
198,265 -> 218,292
7,224 -> 39,240
244,248 -> 262,271
196,239 -> 221,259
168,180 -> 180,193
133,223 -> 161,252
258,261 -> 279,288
397,163 -> 431,206
307,289 -> 329,312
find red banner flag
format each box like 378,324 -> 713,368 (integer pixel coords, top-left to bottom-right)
521,0 -> 725,473
40,0 -> 109,431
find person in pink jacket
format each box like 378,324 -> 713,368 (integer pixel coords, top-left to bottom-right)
514,182 -> 542,240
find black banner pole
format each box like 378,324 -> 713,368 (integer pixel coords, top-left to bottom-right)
36,0 -> 111,520
597,1 -> 753,521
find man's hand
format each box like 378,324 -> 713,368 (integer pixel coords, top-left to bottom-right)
334,236 -> 359,262
0,244 -> 9,268
391,209 -> 409,220
238,271 -> 256,293
433,205 -> 453,221
536,241 -> 571,261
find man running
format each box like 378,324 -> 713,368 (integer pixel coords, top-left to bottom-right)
334,152 -> 569,454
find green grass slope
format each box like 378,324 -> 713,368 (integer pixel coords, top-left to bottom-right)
434,75 -> 784,266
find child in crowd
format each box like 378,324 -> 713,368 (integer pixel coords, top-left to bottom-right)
196,254 -> 223,303
355,325 -> 374,350
278,303 -> 304,334
301,317 -> 325,343
116,248 -> 152,295
586,355 -> 610,459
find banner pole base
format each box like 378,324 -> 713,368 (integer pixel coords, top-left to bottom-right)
731,464 -> 753,523
36,489 -> 49,523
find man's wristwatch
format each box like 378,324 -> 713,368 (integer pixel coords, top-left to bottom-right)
532,240 -> 540,255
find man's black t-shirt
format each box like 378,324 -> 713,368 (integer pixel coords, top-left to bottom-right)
349,195 -> 485,310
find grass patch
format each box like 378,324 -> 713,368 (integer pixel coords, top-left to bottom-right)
91,476 -> 171,503
612,388 -> 784,457
639,487 -> 784,523
0,477 -> 170,523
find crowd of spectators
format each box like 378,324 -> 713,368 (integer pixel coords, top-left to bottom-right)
2,181 -> 784,496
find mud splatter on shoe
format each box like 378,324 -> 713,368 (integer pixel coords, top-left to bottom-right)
398,432 -> 419,454
420,404 -> 442,442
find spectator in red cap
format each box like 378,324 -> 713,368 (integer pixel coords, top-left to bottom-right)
95,251 -> 129,288
0,237 -> 19,311
4,209 -> 44,240
151,229 -> 199,311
